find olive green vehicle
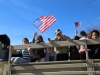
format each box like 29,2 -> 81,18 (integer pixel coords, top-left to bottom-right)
0,34 -> 100,75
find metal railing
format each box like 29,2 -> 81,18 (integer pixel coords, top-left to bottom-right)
1,39 -> 100,75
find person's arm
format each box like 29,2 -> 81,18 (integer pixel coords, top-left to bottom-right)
48,38 -> 51,42
64,35 -> 71,41
48,37 -> 57,43
32,32 -> 37,43
28,46 -> 33,55
32,37 -> 35,43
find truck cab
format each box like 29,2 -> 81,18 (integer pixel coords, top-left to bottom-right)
0,34 -> 10,61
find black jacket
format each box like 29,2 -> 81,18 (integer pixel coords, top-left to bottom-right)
88,44 -> 100,59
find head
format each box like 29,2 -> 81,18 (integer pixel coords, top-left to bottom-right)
73,36 -> 80,40
22,38 -> 29,44
47,47 -> 54,53
91,30 -> 99,39
80,31 -> 87,37
55,29 -> 62,37
36,35 -> 44,42
87,33 -> 92,39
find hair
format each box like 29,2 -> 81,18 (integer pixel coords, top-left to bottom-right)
73,36 -> 80,40
91,30 -> 99,37
80,31 -> 87,36
48,47 -> 54,49
36,35 -> 44,42
22,38 -> 29,43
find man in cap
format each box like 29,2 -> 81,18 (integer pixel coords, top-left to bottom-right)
48,29 -> 71,61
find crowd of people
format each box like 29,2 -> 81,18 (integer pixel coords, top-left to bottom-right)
10,29 -> 100,64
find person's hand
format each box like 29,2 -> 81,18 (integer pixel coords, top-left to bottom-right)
28,46 -> 31,51
33,32 -> 37,38
41,58 -> 45,62
7,46 -> 10,49
35,40 -> 40,43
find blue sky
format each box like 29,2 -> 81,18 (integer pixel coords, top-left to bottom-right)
0,0 -> 100,45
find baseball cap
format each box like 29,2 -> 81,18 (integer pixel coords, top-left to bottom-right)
55,29 -> 62,35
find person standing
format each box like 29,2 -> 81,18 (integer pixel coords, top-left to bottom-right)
48,29 -> 71,61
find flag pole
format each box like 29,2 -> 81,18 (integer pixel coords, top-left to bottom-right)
42,32 -> 49,39
74,22 -> 77,36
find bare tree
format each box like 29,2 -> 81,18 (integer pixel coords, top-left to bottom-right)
86,22 -> 100,33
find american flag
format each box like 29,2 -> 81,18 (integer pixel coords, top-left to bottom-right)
75,22 -> 81,27
33,15 -> 56,33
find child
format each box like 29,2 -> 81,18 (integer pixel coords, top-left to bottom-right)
79,31 -> 89,60
43,47 -> 56,61
11,38 -> 32,64
91,30 -> 99,39
88,30 -> 100,59
31,32 -> 45,62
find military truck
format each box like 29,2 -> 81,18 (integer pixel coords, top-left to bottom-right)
0,34 -> 100,75
0,34 -> 10,75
